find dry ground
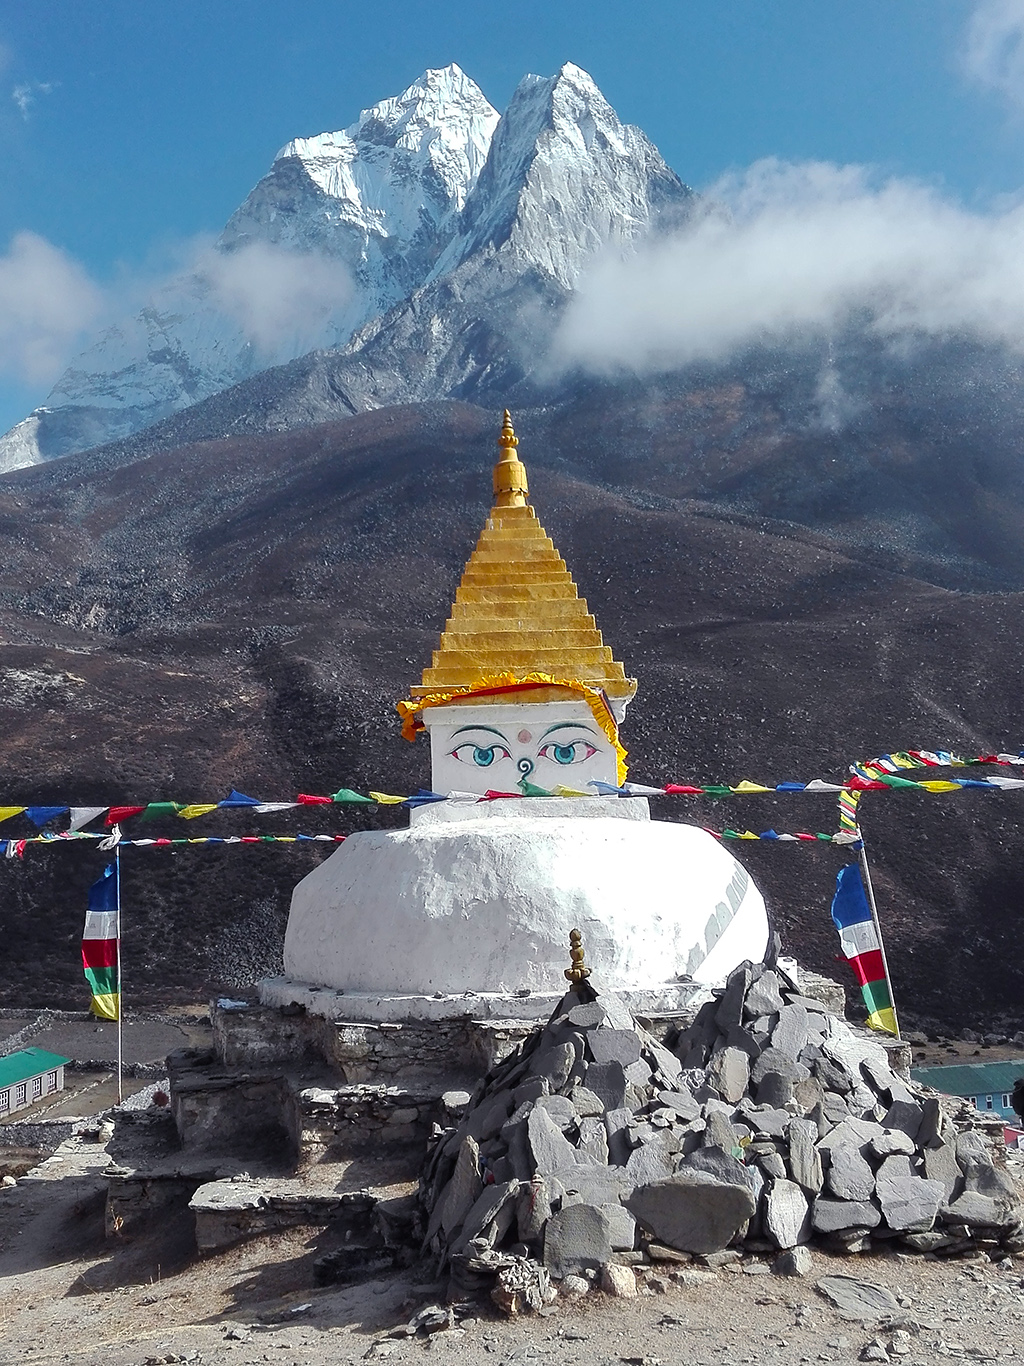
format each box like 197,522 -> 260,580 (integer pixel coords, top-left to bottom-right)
3,1133 -> 1024,1366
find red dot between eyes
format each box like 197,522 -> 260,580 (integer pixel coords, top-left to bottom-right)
518,730 -> 532,743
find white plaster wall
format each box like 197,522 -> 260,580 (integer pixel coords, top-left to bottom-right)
283,816 -> 769,999
422,701 -> 619,796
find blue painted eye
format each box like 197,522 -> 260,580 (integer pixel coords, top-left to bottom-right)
448,741 -> 512,766
537,740 -> 598,766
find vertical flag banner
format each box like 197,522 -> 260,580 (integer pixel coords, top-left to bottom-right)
830,863 -> 897,1035
82,863 -> 119,1020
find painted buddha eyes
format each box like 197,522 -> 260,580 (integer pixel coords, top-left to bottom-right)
447,731 -> 599,768
449,742 -> 512,767
537,740 -> 598,766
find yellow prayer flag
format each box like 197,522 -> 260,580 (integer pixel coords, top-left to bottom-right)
731,781 -> 773,794
552,786 -> 591,798
916,781 -> 960,793
867,1007 -> 898,1035
369,791 -> 406,805
179,804 -> 219,819
0,807 -> 25,823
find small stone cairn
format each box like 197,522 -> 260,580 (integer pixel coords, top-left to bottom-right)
420,961 -> 1024,1312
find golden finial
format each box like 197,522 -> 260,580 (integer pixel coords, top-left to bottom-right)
493,409 -> 529,508
498,408 -> 518,451
564,928 -> 591,985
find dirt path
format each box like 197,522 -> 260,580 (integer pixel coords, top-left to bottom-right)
3,1136 -> 1024,1366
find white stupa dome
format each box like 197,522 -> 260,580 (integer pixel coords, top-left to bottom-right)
261,415 -> 770,1022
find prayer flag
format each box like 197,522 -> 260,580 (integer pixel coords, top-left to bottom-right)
24,806 -> 68,827
82,863 -> 119,1021
830,864 -> 896,1035
69,807 -> 108,831
106,805 -> 145,825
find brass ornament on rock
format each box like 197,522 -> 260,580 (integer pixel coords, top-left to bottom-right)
564,927 -> 591,984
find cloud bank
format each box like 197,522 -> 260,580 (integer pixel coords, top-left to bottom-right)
552,159 -> 1024,377
964,0 -> 1024,108
0,231 -> 355,395
0,232 -> 103,386
194,240 -> 354,358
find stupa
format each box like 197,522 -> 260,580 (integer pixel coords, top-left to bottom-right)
261,414 -> 769,1022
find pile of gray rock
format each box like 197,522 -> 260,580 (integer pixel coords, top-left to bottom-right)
419,961 -> 1024,1310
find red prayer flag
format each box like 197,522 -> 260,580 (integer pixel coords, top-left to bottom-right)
106,805 -> 146,825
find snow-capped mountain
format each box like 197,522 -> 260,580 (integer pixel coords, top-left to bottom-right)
0,62 -> 691,471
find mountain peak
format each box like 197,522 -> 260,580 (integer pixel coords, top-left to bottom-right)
443,62 -> 692,287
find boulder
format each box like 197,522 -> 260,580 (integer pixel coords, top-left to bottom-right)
787,1118 -> 824,1196
869,1131 -> 915,1159
543,1203 -> 613,1277
707,1047 -> 751,1105
599,1261 -> 638,1297
626,1171 -> 756,1255
527,1107 -> 578,1177
658,1089 -> 701,1122
744,970 -> 785,1019
826,1142 -> 876,1202
772,1004 -> 810,1058
812,1197 -> 881,1233
434,1135 -> 483,1238
587,1029 -> 642,1068
873,1155 -> 943,1233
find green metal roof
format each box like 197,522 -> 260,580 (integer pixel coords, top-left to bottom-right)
912,1061 -> 1024,1098
0,1047 -> 70,1089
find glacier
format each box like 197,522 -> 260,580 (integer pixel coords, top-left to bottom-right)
0,62 -> 692,471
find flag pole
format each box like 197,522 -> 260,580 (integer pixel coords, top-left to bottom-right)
115,841 -> 123,1104
856,835 -> 901,1042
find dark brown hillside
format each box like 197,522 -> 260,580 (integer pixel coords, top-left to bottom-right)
0,399 -> 1021,1029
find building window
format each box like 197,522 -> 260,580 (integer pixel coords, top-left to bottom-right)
15,1083 -> 26,1107
31,1075 -> 42,1099
0,1090 -> 8,1111
47,1071 -> 58,1093
985,1095 -> 995,1110
1003,1094 -> 1012,1109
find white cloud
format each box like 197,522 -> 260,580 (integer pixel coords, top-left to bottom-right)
964,0 -> 1024,108
0,231 -> 103,386
193,240 -> 353,357
551,159 -> 1024,378
12,80 -> 54,119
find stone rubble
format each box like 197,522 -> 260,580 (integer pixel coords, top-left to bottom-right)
419,960 -> 1024,1312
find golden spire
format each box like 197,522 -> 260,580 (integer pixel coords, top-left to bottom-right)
409,410 -> 636,704
492,409 -> 529,507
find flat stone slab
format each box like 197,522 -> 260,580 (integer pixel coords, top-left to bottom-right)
873,1155 -> 944,1233
812,1197 -> 881,1233
587,1029 -> 643,1068
816,1276 -> 900,1320
543,1203 -> 613,1277
626,1171 -> 756,1255
764,1178 -> 810,1249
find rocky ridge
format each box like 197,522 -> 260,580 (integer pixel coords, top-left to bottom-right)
420,961 -> 1024,1314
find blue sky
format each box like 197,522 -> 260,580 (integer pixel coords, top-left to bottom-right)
1,0 -> 1023,432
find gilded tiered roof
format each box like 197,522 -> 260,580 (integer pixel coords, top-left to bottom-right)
410,412 -> 636,703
